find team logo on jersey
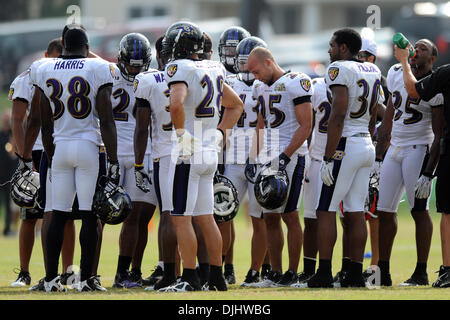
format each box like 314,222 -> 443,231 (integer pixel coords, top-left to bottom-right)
300,79 -> 311,92
109,64 -> 116,79
274,83 -> 286,92
133,79 -> 139,92
8,88 -> 14,101
167,64 -> 178,78
328,67 -> 339,81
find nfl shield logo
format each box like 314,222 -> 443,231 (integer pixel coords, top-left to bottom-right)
167,64 -> 178,77
300,79 -> 311,92
328,67 -> 339,81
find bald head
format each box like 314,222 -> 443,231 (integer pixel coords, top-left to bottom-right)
247,47 -> 285,85
248,47 -> 274,63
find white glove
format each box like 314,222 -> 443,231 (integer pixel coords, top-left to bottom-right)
176,130 -> 196,157
370,159 -> 383,187
320,159 -> 334,186
415,174 -> 433,199
215,128 -> 224,153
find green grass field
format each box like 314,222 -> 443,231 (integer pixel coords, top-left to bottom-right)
0,194 -> 449,300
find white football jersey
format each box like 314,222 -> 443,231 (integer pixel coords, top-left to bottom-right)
310,77 -> 331,161
30,57 -> 115,145
225,74 -> 259,164
387,64 -> 443,147
252,71 -> 313,157
111,65 -> 151,156
9,69 -> 43,151
134,69 -> 174,159
165,59 -> 226,153
325,60 -> 382,137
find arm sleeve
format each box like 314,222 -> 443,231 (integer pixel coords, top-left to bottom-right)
325,62 -> 351,89
416,64 -> 450,101
288,74 -> 313,106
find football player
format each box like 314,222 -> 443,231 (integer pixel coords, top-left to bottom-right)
331,36 -> 387,287
159,21 -> 243,292
218,36 -> 270,287
31,26 -> 119,292
133,35 -> 180,291
246,47 -> 313,287
394,40 -> 450,289
293,76 -> 330,286
308,28 -> 381,288
110,33 -> 158,289
9,38 -> 76,289
376,39 -> 443,286
217,26 -> 251,282
219,26 -> 250,76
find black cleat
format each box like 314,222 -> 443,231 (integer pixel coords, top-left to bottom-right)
142,265 -> 164,286
29,278 -> 45,291
261,264 -> 272,280
11,270 -> 31,287
307,272 -> 334,288
207,275 -> 228,291
340,272 -> 367,288
398,273 -> 429,287
332,271 -> 347,288
380,272 -> 393,287
224,265 -> 236,285
297,271 -> 314,284
277,270 -> 299,286
432,266 -> 450,288
59,271 -> 75,286
113,271 -> 141,289
151,276 -> 177,291
129,269 -> 143,285
240,269 -> 261,287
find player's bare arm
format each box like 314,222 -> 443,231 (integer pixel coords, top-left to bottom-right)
284,102 -> 312,157
369,102 -> 380,137
375,95 -> 394,160
217,82 -> 244,140
324,85 -> 348,160
133,99 -> 151,166
23,90 -> 41,160
96,84 -> 118,163
11,98 -> 28,156
38,88 -> 55,162
423,106 -> 444,176
394,45 -> 420,99
169,82 -> 188,133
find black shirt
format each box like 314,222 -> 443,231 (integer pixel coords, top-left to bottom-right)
415,64 -> 450,140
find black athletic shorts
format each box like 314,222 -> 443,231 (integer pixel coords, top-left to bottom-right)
436,145 -> 450,214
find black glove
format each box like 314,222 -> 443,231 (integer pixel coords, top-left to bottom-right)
107,159 -> 120,188
134,164 -> 152,193
16,152 -> 33,172
245,157 -> 257,183
264,152 -> 291,171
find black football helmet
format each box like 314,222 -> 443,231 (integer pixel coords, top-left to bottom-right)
235,36 -> 267,83
218,26 -> 250,73
93,185 -> 132,225
10,169 -> 40,209
213,174 -> 239,223
162,21 -> 204,60
254,167 -> 290,210
118,33 -> 152,81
